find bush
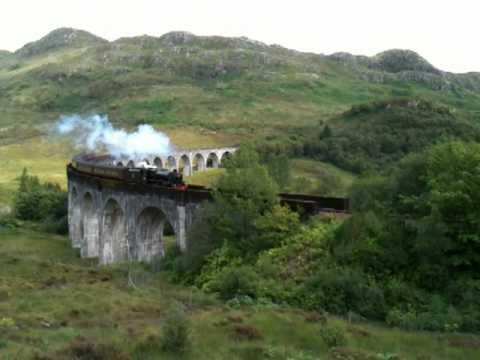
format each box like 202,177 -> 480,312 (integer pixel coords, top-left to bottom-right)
304,99 -> 480,173
13,169 -> 67,234
319,324 -> 347,348
0,214 -> 19,230
300,267 -> 386,319
386,297 -> 463,332
160,302 -> 191,353
210,265 -> 259,301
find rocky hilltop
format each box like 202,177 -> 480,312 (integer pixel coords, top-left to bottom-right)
328,49 -> 480,91
15,28 -> 108,58
5,28 -> 480,90
0,28 -> 479,135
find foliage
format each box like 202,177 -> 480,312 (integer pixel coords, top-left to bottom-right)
208,265 -> 259,301
300,267 -> 387,319
261,153 -> 293,190
2,229 -> 480,358
304,99 -> 480,173
336,141 -> 480,331
160,302 -> 191,354
319,323 -> 347,348
0,214 -> 19,229
263,346 -> 317,360
12,168 -> 68,234
0,317 -> 15,330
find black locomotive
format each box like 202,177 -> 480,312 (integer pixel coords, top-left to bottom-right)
129,167 -> 187,190
71,155 -> 188,190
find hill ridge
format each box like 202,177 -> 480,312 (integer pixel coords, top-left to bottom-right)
15,27 -> 108,58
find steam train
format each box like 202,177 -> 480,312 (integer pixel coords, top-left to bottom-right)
70,155 -> 189,190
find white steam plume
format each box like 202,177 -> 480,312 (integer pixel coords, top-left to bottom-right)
56,114 -> 173,158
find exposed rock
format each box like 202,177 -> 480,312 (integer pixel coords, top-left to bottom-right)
328,49 -> 480,92
371,49 -> 440,74
0,50 -> 12,59
16,27 -> 107,58
160,31 -> 196,46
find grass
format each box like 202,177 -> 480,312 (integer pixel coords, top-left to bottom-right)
186,168 -> 225,188
0,137 -> 73,206
289,158 -> 356,196
0,228 -> 479,358
0,138 -> 354,209
0,127 -> 236,208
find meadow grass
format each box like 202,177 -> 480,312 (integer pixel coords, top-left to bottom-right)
186,168 -> 225,188
0,137 -> 73,206
0,229 -> 479,359
290,158 -> 356,196
0,127 -> 237,207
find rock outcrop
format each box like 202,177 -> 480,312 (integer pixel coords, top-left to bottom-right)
15,28 -> 107,58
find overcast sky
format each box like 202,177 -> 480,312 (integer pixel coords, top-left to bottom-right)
0,0 -> 478,73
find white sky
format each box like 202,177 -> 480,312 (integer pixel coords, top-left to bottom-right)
0,0 -> 478,73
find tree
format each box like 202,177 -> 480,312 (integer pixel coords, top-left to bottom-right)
214,155 -> 279,254
341,141 -> 480,289
13,168 -> 68,233
184,146 -> 280,272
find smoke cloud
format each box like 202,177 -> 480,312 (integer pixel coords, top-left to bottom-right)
56,114 -> 173,158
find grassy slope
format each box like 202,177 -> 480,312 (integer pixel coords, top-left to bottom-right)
0,30 -> 478,205
291,159 -> 355,196
0,229 -> 479,359
0,138 -> 73,207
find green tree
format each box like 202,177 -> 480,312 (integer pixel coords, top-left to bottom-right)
341,141 -> 480,289
255,205 -> 300,253
13,168 -> 68,233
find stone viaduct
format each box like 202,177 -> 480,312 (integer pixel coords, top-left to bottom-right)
68,147 -> 236,265
67,147 -> 350,265
114,147 -> 237,176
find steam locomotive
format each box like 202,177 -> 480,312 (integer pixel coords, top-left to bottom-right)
70,155 -> 188,190
132,166 -> 188,190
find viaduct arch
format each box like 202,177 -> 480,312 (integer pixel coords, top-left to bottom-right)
114,147 -> 238,176
68,165 -> 207,265
67,146 -> 349,265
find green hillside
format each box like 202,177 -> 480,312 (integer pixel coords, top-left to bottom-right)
2,28 -> 480,358
304,99 -> 480,172
1,28 -> 480,148
0,228 -> 478,359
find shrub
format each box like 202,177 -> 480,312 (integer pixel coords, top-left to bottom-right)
0,317 -> 15,331
385,298 -> 463,332
300,267 -> 386,319
319,324 -> 347,348
209,265 -> 259,301
134,328 -> 163,356
160,302 -> 191,353
13,169 -> 67,234
0,214 -> 18,229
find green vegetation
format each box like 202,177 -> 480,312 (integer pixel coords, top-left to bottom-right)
2,28 -> 480,358
304,99 -> 480,173
186,168 -> 225,188
13,169 -> 68,234
2,28 -> 480,148
334,141 -> 480,331
159,143 -> 480,344
290,158 -> 355,196
0,229 -> 479,359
